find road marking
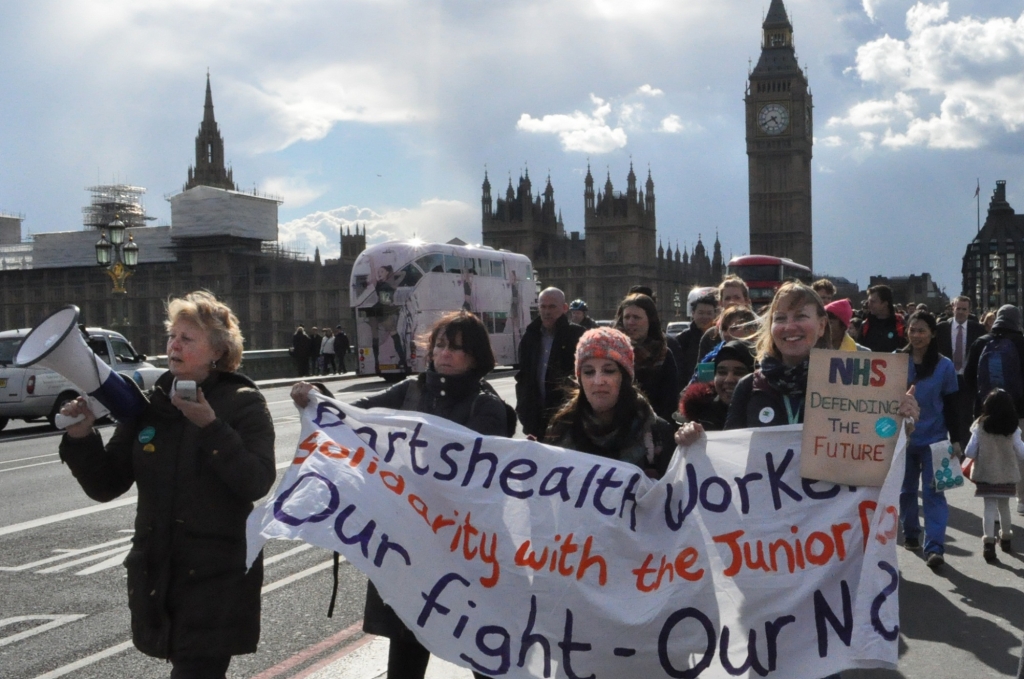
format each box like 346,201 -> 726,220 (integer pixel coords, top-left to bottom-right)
0,460 -> 297,538
261,558 -> 339,594
75,551 -> 132,576
0,453 -> 58,465
28,554 -> 346,678
0,497 -> 138,538
30,640 -> 135,679
293,634 -> 377,679
0,460 -> 60,474
249,621 -> 363,679
263,542 -> 314,566
0,615 -> 87,649
0,536 -> 133,571
36,545 -> 131,574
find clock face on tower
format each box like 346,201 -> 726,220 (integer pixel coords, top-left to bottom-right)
757,103 -> 789,135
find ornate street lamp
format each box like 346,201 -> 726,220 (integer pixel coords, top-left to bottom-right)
95,216 -> 140,330
673,289 -> 682,318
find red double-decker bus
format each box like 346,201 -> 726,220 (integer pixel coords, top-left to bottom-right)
726,255 -> 813,305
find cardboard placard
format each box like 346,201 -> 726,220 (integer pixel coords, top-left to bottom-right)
800,349 -> 909,486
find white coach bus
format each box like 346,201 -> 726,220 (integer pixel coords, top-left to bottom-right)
349,240 -> 536,380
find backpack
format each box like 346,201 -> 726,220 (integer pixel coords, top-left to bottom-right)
977,336 -> 1024,404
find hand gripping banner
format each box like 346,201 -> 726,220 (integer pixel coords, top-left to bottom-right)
247,393 -> 904,678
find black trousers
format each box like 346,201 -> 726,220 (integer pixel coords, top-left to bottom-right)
169,655 -> 231,679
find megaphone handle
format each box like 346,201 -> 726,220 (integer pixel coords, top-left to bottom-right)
55,412 -> 86,429
55,396 -> 110,430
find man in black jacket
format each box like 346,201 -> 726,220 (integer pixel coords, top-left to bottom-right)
677,294 -> 719,387
861,285 -> 905,352
515,288 -> 585,438
936,296 -> 984,446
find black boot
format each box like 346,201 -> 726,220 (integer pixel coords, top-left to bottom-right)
984,541 -> 998,563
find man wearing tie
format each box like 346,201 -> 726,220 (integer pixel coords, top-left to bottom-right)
937,296 -> 984,446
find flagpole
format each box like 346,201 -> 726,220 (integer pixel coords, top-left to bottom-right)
977,178 -> 981,233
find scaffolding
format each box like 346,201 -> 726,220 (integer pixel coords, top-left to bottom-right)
83,184 -> 156,230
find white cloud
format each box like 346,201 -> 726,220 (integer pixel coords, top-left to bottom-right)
828,92 -> 917,127
833,2 -> 1024,149
818,135 -> 844,147
279,199 -> 478,259
517,94 -> 628,153
237,64 -> 426,152
261,176 -> 327,207
660,115 -> 684,133
862,0 -> 881,22
637,84 -> 664,97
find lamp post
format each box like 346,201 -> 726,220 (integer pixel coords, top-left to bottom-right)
673,289 -> 681,318
95,216 -> 140,333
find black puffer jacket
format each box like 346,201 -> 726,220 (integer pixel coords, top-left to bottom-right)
59,371 -> 276,659
354,368 -> 509,640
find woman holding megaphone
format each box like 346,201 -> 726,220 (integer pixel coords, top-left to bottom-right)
58,291 -> 276,679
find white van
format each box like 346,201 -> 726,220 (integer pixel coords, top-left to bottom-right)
0,327 -> 161,430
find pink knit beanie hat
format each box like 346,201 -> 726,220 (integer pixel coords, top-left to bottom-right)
575,327 -> 635,380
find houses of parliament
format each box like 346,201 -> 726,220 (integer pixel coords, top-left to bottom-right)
481,167 -> 723,321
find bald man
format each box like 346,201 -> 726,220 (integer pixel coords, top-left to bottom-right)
515,287 -> 586,438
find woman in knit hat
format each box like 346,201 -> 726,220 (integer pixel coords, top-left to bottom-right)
678,340 -> 755,431
824,299 -> 868,351
545,327 -> 677,478
612,293 -> 679,422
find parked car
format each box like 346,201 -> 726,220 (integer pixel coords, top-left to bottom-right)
665,321 -> 690,338
0,326 -> 162,430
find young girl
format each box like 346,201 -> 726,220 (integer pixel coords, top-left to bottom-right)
965,388 -> 1024,562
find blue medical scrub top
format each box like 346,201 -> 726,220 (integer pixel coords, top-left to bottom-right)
907,355 -> 958,447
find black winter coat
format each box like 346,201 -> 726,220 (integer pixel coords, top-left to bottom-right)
676,323 -> 706,390
354,369 -> 509,641
514,315 -> 585,437
725,371 -> 804,429
59,371 -> 276,659
635,349 -> 679,423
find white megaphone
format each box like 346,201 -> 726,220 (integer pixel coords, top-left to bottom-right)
14,305 -> 148,429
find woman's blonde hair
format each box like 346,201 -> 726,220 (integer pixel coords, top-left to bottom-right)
754,282 -> 828,362
165,291 -> 244,372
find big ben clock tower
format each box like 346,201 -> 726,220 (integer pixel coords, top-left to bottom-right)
746,0 -> 813,270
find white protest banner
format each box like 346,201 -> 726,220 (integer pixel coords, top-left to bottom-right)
247,394 -> 904,679
801,349 -> 910,487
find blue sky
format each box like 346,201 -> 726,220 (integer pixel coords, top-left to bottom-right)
2,0 -> 1024,295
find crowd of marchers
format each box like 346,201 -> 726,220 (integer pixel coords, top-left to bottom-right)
46,276 -> 1024,679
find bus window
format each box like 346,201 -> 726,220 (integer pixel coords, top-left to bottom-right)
493,311 -> 508,333
490,260 -> 505,278
398,263 -> 422,288
353,274 -> 370,296
464,257 -> 478,275
416,254 -> 444,273
730,265 -> 781,281
444,255 -> 463,274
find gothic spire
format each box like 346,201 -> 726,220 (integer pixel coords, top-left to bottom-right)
203,71 -> 215,125
185,73 -> 236,192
